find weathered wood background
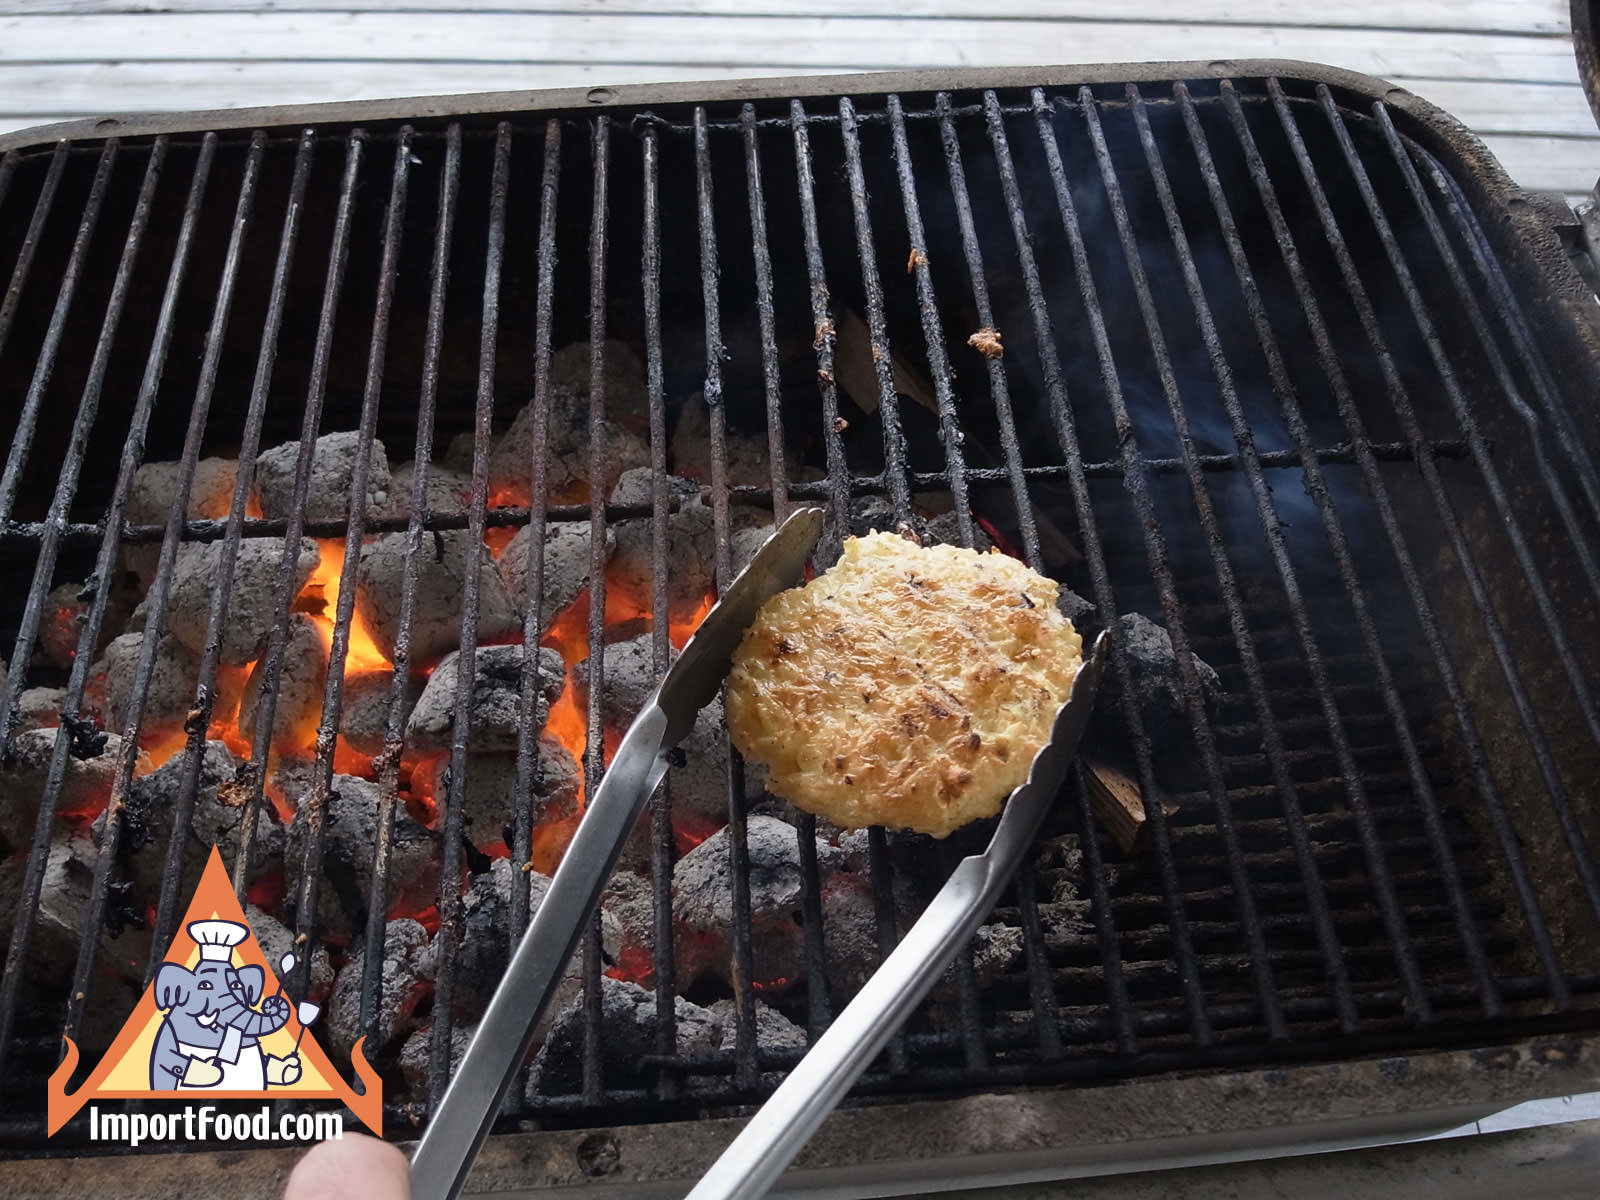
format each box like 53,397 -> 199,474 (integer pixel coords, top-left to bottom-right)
1,0 -> 1595,196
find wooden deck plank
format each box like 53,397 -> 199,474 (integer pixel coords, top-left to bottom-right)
0,14 -> 1587,87
0,0 -> 1574,36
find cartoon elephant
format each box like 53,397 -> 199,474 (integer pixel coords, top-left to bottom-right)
149,919 -> 302,1091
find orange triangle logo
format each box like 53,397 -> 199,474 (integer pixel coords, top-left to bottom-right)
47,846 -> 382,1136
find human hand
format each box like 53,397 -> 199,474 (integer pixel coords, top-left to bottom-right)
284,1132 -> 410,1200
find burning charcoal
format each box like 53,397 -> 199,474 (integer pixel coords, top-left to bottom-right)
339,668 -> 419,757
1093,612 -> 1220,776
284,774 -> 439,939
418,739 -> 579,854
1055,584 -> 1096,624
94,629 -> 202,738
399,1022 -> 472,1100
325,916 -> 435,1058
246,902 -> 334,1000
0,727 -> 145,849
730,523 -> 773,576
703,997 -> 807,1056
12,686 -> 64,734
529,976 -> 722,1098
239,614 -> 328,753
36,581 -> 87,669
123,456 -> 239,585
496,521 -> 613,630
355,530 -> 521,667
669,394 -> 778,489
383,462 -> 471,521
442,430 -> 478,473
570,631 -> 659,730
606,470 -> 716,627
922,511 -> 994,553
488,340 -> 651,506
673,814 -> 844,992
165,536 -> 321,666
100,739 -> 285,900
405,645 -> 564,754
847,494 -> 928,544
27,828 -> 99,980
1034,832 -> 1094,947
255,431 -> 392,523
599,868 -> 658,985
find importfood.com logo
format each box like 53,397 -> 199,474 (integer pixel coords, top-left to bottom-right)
47,847 -> 383,1145
88,1104 -> 346,1148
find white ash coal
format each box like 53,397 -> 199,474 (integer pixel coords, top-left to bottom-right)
570,632 -> 660,728
283,774 -> 438,940
11,686 -> 65,735
255,431 -> 392,524
496,521 -> 612,632
93,629 -> 205,738
669,395 -> 778,489
730,523 -> 773,576
672,814 -> 848,993
122,455 -> 239,584
26,829 -> 150,1000
404,645 -> 565,754
355,530 -> 520,666
606,469 -> 715,627
417,740 -> 579,854
36,581 -> 90,670
0,727 -> 146,850
529,977 -> 806,1098
238,614 -> 326,752
1034,832 -> 1094,948
324,915 -> 435,1058
488,340 -> 651,506
338,668 -> 420,757
399,1021 -> 471,1100
1091,611 -> 1221,781
97,739 -> 285,900
164,536 -> 320,666
383,463 -> 471,521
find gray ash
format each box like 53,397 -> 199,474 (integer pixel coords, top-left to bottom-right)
255,431 -> 392,524
404,644 -> 564,754
355,531 -> 521,666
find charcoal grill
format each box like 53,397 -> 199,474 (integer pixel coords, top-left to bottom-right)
0,61 -> 1598,1193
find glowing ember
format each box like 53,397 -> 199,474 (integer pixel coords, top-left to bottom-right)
302,539 -> 393,674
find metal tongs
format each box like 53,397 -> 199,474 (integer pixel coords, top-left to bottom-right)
411,506 -> 828,1200
686,628 -> 1107,1200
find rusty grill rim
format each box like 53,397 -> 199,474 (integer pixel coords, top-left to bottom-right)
1,58 -> 1599,1151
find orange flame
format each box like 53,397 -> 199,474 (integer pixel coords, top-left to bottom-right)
303,539 -> 392,674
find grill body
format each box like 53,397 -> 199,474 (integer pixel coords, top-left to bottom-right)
0,61 -> 1598,1185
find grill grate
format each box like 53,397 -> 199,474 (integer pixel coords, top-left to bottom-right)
0,70 -> 1598,1149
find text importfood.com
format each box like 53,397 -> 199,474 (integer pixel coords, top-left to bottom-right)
87,1105 -> 344,1147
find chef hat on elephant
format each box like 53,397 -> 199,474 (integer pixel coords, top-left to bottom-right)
188,919 -> 249,962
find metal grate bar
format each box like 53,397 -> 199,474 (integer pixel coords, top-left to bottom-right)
64,131 -> 267,1047
233,132 -> 365,896
789,100 -> 852,565
579,116 -> 613,1109
145,128 -> 316,968
362,123 -> 463,1050
887,94 -> 972,549
1027,87 -> 1209,1046
838,96 -> 911,520
0,151 -> 17,225
0,140 -> 116,533
433,119 -> 512,1103
0,132 -> 214,1082
694,104 -> 759,1092
1166,81 -> 1508,1015
740,101 -> 829,1044
0,142 -> 68,394
1216,79 -> 1569,1006
642,118 -> 683,1101
933,91 -> 1042,573
1270,81 -> 1600,932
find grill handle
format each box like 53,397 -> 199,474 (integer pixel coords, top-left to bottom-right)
686,631 -> 1107,1200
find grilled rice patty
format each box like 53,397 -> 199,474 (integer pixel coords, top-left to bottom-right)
726,532 -> 1083,837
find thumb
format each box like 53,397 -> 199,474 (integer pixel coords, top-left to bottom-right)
285,1133 -> 409,1200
